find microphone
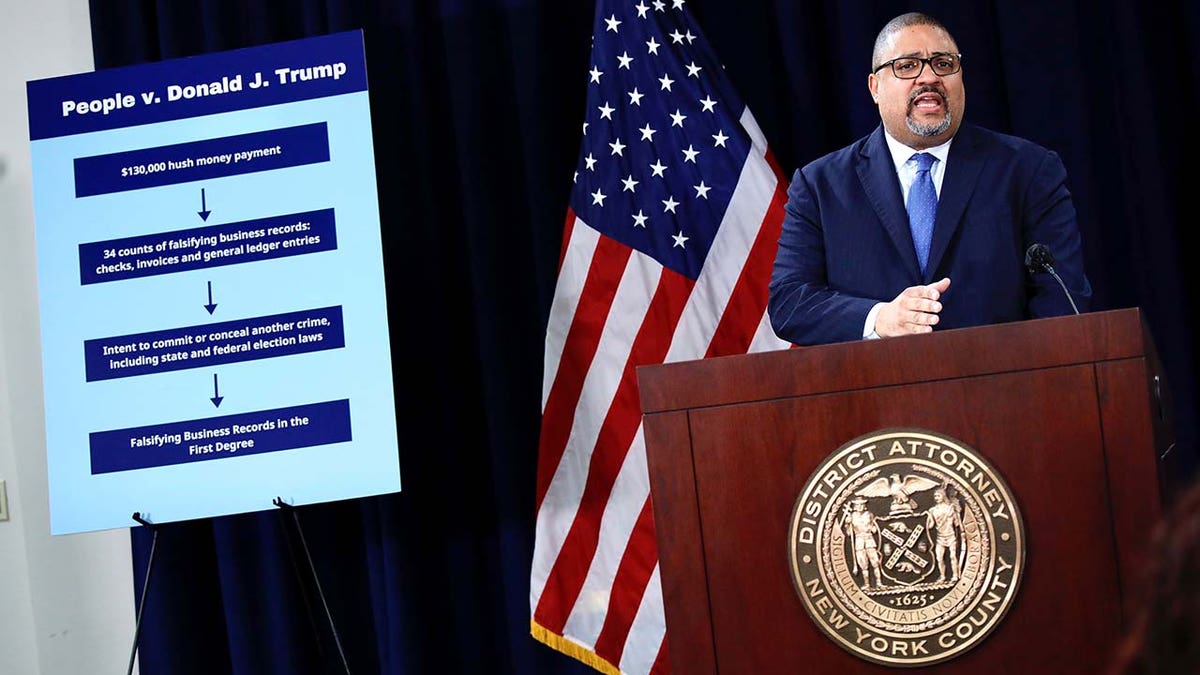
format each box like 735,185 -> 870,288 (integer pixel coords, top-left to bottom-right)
1025,243 -> 1080,315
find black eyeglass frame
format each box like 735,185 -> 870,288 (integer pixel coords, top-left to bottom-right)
871,53 -> 963,79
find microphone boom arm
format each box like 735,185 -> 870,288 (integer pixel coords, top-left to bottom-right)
1042,262 -> 1081,315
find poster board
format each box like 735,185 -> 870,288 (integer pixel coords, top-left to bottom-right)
26,30 -> 400,534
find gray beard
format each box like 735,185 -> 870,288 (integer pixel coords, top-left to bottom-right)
908,110 -> 952,137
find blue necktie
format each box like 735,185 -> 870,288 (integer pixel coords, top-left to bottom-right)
907,152 -> 938,274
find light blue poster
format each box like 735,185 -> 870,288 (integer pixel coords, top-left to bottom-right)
26,31 -> 400,534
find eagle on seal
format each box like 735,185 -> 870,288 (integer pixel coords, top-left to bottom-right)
857,473 -> 940,515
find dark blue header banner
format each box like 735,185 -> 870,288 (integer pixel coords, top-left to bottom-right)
26,30 -> 368,140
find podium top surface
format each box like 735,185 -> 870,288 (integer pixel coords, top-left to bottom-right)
638,308 -> 1154,414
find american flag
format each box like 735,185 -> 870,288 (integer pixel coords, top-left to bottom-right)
530,1 -> 790,672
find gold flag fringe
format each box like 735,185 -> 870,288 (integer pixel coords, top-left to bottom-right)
531,619 -> 623,675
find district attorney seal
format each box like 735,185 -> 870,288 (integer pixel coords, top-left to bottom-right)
788,429 -> 1025,666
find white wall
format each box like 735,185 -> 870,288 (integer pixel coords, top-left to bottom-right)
0,1 -> 138,674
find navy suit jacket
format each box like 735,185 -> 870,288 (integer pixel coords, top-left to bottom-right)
768,123 -> 1092,346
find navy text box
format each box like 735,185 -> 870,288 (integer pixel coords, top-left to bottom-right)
74,122 -> 329,197
84,306 -> 345,381
28,31 -> 368,140
79,208 -> 336,284
90,399 -> 352,474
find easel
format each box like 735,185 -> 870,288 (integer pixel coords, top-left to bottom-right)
126,501 -> 352,674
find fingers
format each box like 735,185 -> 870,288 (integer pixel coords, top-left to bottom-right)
902,277 -> 950,302
918,298 -> 943,316
901,294 -> 942,315
907,308 -> 939,326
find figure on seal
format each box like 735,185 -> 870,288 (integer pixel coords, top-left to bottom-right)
925,487 -> 963,582
843,496 -> 885,588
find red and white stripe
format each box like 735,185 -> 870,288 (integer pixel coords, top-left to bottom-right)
532,110 -> 789,674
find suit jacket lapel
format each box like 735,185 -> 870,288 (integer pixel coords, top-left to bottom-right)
856,127 -> 921,281
925,124 -> 985,282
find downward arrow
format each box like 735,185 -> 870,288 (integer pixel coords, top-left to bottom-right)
210,373 -> 223,408
198,188 -> 211,221
204,281 -> 217,315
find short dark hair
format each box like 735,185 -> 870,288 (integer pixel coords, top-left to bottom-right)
871,13 -> 956,71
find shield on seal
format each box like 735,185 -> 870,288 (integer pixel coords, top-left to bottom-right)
875,512 -> 936,587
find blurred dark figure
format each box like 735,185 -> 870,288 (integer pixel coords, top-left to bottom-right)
1113,482 -> 1200,674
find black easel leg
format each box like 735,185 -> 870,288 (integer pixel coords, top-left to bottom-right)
274,498 -> 351,675
127,512 -> 159,675
276,501 -> 329,665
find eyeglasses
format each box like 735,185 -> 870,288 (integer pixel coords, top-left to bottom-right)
872,53 -> 962,79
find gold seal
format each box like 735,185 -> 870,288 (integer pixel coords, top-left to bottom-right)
788,429 -> 1025,666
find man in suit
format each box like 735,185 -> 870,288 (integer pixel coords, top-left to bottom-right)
768,12 -> 1091,346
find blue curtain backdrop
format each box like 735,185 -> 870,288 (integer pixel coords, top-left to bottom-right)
87,1 -> 1200,673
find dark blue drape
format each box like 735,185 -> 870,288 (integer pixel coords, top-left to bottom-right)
88,1 -> 1200,673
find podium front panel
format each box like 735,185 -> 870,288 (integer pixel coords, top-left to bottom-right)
670,364 -> 1122,674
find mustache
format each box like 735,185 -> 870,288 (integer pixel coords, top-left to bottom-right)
908,86 -> 947,107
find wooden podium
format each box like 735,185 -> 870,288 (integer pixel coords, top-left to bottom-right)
637,309 -> 1173,673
